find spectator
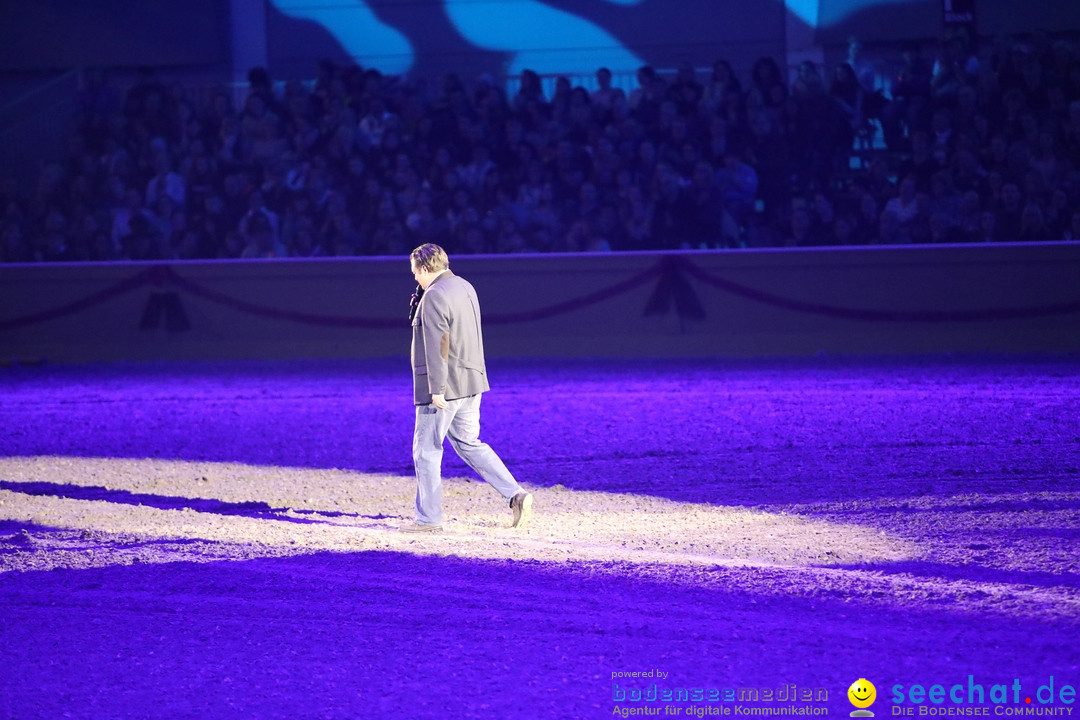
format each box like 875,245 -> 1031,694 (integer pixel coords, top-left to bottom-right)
927,170 -> 962,222
701,59 -> 742,115
238,190 -> 280,244
1029,129 -> 1063,187
745,109 -> 789,214
927,211 -> 967,243
145,150 -> 186,208
715,148 -> 758,227
881,42 -> 933,150
876,209 -> 906,244
748,57 -> 786,112
321,191 -> 364,255
951,148 -> 987,193
650,161 -> 693,248
969,210 -> 999,242
618,184 -> 653,249
627,65 -> 658,112
1063,210 -> 1080,241
783,206 -> 822,247
861,158 -> 897,207
591,67 -> 619,113
897,131 -> 943,192
1045,188 -> 1072,237
1016,202 -> 1050,241
884,175 -> 921,226
825,214 -> 856,245
513,69 -> 546,113
794,60 -> 827,101
957,190 -> 984,240
995,182 -> 1025,239
8,31 -> 1080,262
120,209 -> 164,260
457,144 -> 495,195
667,61 -> 704,116
849,191 -> 881,245
240,211 -> 287,258
829,62 -> 868,153
367,194 -> 408,255
686,159 -> 730,247
809,192 -> 837,241
929,108 -> 956,165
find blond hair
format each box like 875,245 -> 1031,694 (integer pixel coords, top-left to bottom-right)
410,243 -> 449,273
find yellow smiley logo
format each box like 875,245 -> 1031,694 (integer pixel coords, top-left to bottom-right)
848,678 -> 877,709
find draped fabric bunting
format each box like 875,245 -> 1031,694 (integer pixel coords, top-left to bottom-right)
2,257 -> 1078,334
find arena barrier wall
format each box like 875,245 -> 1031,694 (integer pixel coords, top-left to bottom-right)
1,243 -> 1079,364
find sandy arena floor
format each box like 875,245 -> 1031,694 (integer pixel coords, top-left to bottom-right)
0,356 -> 1078,718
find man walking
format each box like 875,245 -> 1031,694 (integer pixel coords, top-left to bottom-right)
403,243 -> 532,533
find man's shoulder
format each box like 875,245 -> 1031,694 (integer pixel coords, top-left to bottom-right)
421,273 -> 471,316
429,272 -> 473,296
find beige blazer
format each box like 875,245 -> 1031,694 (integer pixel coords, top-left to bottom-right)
411,270 -> 491,405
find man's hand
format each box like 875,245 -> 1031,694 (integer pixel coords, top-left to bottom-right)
431,393 -> 448,410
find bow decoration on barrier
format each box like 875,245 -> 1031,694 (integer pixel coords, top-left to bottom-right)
139,292 -> 191,332
643,255 -> 707,321
1,257 -> 1078,335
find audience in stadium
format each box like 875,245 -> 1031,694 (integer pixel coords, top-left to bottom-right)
3,29 -> 1080,262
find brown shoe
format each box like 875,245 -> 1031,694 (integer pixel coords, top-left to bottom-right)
510,492 -> 533,528
400,522 -> 443,534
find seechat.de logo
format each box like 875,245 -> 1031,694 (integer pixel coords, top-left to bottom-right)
849,678 -> 877,717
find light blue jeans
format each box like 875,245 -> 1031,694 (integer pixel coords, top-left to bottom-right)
412,393 -> 522,526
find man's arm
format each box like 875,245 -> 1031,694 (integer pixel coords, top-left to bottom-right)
421,288 -> 451,406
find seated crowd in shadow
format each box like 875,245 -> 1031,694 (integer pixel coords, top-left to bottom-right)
4,29 -> 1080,262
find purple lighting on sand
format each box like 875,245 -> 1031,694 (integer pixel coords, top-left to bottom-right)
0,356 -> 1077,718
